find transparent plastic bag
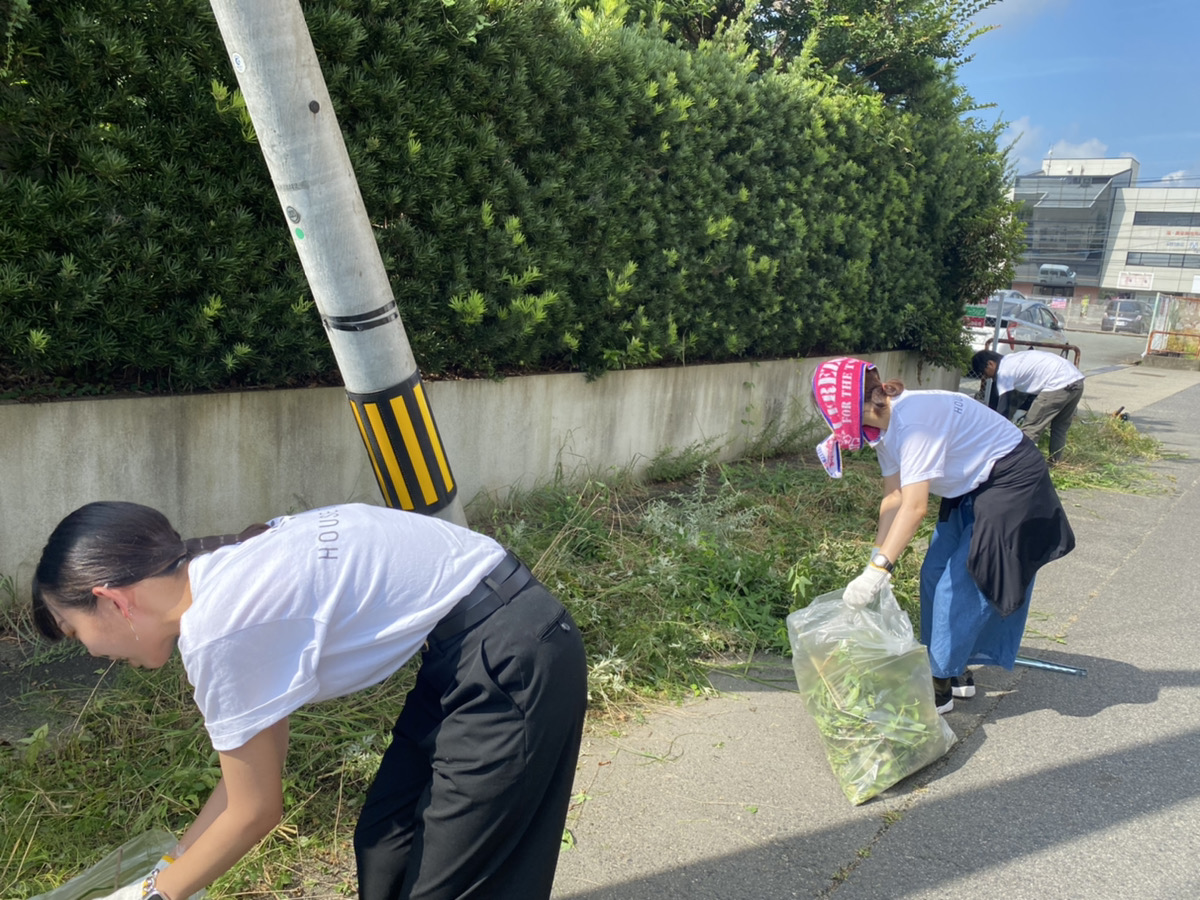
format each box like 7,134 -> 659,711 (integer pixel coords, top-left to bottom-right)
787,584 -> 956,804
29,830 -> 204,900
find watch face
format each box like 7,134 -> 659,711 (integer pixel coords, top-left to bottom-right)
871,552 -> 892,572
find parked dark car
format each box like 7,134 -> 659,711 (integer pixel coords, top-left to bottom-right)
1101,300 -> 1148,334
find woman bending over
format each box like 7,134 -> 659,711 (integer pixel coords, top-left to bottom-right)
33,501 -> 587,900
812,357 -> 1075,712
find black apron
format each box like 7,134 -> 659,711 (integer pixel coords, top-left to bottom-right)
939,437 -> 1075,616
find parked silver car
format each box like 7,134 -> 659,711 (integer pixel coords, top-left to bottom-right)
989,289 -> 1028,303
965,298 -> 1066,353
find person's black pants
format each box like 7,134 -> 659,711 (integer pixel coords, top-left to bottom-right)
353,574 -> 587,900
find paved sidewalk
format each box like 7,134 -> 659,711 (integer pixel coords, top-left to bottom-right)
1078,364 -> 1200,422
551,366 -> 1200,900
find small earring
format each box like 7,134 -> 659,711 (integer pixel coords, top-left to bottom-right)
127,618 -> 139,642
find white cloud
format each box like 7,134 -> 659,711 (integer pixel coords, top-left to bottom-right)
998,116 -> 1044,175
1158,170 -> 1191,185
1047,138 -> 1109,160
993,127 -> 1120,179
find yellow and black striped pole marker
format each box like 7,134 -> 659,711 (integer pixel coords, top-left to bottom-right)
348,374 -> 457,515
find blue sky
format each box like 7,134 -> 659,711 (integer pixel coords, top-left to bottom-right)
956,0 -> 1200,187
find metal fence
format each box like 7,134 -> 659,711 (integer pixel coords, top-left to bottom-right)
1146,294 -> 1200,358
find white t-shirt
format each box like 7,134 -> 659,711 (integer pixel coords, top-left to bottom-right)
875,391 -> 1023,498
179,504 -> 506,751
996,350 -> 1083,397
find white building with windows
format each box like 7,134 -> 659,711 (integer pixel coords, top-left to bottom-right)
1102,189 -> 1200,298
1011,157 -> 1200,303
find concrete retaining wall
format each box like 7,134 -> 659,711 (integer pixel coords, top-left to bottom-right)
0,352 -> 955,593
1143,354 -> 1200,371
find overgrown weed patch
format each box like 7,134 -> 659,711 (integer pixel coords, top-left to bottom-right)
0,414 -> 1169,897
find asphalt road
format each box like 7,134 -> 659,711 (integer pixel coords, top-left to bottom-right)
1062,329 -> 1147,375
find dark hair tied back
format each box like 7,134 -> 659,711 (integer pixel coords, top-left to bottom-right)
863,368 -> 904,412
184,524 -> 270,558
32,503 -> 269,642
32,502 -> 185,641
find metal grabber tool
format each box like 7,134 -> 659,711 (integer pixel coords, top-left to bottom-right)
1014,655 -> 1087,677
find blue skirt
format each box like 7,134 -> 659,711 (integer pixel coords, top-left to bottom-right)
918,493 -> 1033,679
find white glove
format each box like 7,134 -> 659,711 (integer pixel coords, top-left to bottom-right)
843,563 -> 891,608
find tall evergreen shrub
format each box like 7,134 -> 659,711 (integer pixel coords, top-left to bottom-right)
0,0 -> 1017,397
0,0 -> 331,394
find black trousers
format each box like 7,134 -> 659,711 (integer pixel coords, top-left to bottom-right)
353,575 -> 587,900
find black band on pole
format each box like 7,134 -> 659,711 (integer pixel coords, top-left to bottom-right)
347,372 -> 458,514
321,301 -> 400,332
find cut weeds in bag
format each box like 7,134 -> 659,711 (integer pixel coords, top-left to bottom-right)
787,585 -> 956,804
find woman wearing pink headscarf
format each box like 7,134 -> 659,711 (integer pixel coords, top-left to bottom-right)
812,357 -> 1075,713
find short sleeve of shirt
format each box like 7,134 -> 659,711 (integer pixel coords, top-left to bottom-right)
875,439 -> 900,478
187,618 -> 323,751
874,394 -> 949,486
995,365 -> 1018,397
891,423 -> 949,487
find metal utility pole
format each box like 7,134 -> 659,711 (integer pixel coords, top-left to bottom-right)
208,0 -> 466,526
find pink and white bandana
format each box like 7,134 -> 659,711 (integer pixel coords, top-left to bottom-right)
812,357 -> 880,478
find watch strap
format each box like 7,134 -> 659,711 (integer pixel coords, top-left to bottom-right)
141,867 -> 173,900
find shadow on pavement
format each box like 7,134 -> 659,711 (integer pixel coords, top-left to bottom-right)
1124,413 -> 1200,447
976,649 -> 1200,720
703,648 -> 1200,719
556,721 -> 1200,900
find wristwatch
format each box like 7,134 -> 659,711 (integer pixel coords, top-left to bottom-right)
870,551 -> 894,573
141,869 -> 173,900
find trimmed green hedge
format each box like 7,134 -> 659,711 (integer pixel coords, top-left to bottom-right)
0,0 -> 1017,397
